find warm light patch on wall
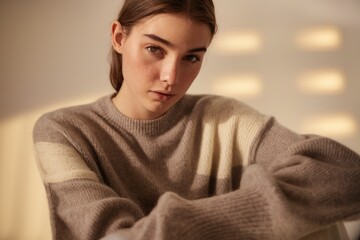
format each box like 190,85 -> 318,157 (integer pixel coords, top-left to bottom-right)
297,70 -> 345,94
214,31 -> 262,54
212,74 -> 262,97
301,113 -> 357,138
296,27 -> 341,50
0,94 -> 103,240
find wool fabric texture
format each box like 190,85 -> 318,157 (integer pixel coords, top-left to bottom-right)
33,94 -> 360,240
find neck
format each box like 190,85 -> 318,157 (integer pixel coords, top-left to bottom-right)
112,89 -> 161,120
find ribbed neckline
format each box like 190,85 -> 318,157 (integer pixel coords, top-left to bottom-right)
94,93 -> 193,136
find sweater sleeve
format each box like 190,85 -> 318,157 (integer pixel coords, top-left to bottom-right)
102,119 -> 360,240
33,114 -> 147,240
34,112 -> 360,240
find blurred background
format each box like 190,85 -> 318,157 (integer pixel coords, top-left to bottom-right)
0,0 -> 359,239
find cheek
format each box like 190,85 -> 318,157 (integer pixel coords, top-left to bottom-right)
183,65 -> 202,84
122,48 -> 158,80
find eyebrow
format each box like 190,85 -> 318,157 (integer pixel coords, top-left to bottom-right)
144,34 -> 207,53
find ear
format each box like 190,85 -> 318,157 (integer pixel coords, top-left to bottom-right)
111,21 -> 126,54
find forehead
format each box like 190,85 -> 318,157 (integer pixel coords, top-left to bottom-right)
130,13 -> 212,48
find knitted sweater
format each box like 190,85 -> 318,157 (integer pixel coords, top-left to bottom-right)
33,94 -> 360,240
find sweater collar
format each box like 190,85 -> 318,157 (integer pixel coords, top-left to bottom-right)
95,93 -> 193,136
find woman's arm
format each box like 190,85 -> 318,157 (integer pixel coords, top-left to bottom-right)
33,115 -> 146,239
252,119 -> 360,223
35,114 -> 360,240
101,119 -> 360,240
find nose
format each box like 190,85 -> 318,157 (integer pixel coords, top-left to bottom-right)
160,58 -> 180,86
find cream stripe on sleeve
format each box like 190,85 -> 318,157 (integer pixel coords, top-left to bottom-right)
34,142 -> 99,183
195,102 -> 269,179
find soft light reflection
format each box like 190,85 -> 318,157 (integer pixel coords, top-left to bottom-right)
301,113 -> 357,138
0,95 -> 100,240
297,70 -> 345,94
214,31 -> 262,54
212,74 -> 262,97
296,27 -> 341,50
0,112 -> 51,239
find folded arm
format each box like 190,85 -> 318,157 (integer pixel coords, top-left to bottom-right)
102,120 -> 360,240
34,117 -> 360,240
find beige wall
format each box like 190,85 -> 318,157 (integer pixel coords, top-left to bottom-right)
0,0 -> 359,239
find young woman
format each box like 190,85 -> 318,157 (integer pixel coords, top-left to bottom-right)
33,0 -> 360,239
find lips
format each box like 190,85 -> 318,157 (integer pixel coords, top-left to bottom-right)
150,90 -> 175,100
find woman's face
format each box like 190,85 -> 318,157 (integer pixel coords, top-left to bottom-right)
111,13 -> 212,120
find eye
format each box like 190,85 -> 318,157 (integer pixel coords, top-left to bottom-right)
184,54 -> 200,63
146,46 -> 163,54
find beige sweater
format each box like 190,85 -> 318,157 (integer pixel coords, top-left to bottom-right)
33,94 -> 360,240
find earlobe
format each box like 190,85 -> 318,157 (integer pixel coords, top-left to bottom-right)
111,21 -> 125,54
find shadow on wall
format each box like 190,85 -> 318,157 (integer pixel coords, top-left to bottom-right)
0,0 -> 119,119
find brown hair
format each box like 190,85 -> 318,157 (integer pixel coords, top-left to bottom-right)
109,0 -> 217,91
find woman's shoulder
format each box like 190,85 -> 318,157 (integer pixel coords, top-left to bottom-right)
33,95 -> 112,135
185,94 -> 266,118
